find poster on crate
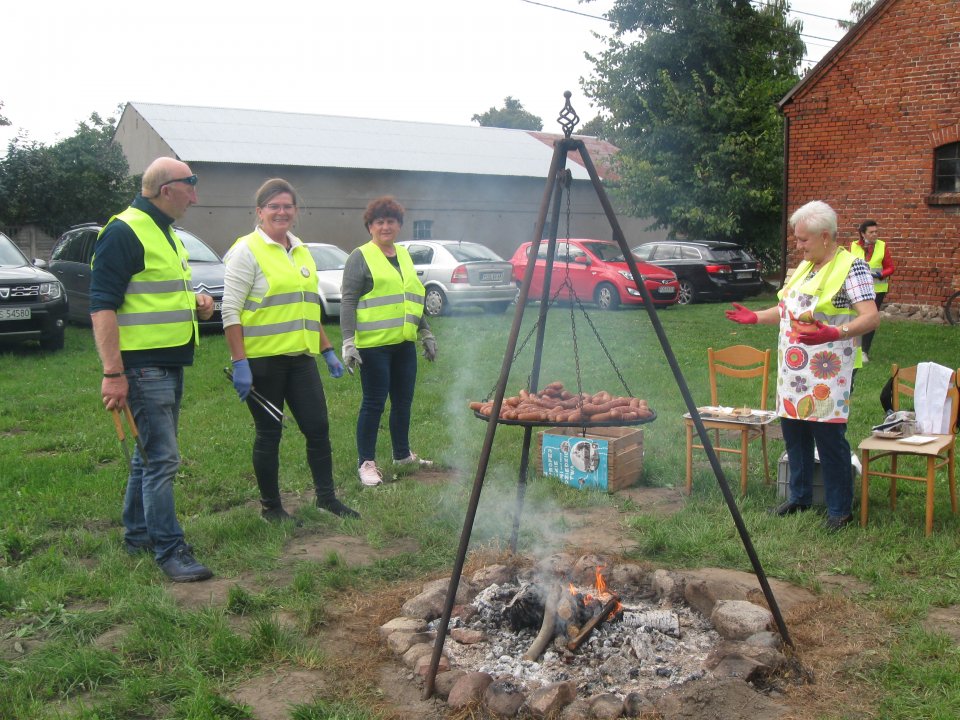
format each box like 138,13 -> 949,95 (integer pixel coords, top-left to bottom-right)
542,433 -> 610,491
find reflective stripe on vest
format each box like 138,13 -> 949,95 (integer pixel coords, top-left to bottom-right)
235,231 -> 321,358
850,240 -> 888,292
355,242 -> 425,348
100,207 -> 198,350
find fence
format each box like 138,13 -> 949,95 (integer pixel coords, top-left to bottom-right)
0,224 -> 60,261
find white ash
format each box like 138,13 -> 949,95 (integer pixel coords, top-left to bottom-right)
431,581 -> 719,698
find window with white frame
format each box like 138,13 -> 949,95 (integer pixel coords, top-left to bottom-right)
413,220 -> 433,240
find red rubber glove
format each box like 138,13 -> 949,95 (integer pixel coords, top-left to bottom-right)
796,320 -> 841,345
725,303 -> 758,324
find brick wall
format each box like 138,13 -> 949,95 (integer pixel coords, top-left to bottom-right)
781,0 -> 960,307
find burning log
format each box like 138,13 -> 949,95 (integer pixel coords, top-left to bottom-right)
504,583 -> 544,631
522,584 -> 562,661
565,595 -> 621,652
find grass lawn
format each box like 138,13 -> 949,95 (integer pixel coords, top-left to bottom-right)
1,295 -> 959,719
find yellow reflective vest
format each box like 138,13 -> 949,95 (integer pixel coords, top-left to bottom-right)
234,231 -> 321,358
850,239 -> 888,292
355,242 -> 425,348
780,248 -> 863,368
101,207 -> 198,351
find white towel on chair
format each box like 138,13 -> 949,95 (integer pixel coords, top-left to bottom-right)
915,362 -> 953,434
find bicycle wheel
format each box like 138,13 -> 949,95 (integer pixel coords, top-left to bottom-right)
946,290 -> 960,325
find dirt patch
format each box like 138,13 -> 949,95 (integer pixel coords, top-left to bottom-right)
923,605 -> 960,642
284,535 -> 419,566
654,677 -> 789,719
167,533 -> 420,611
616,484 -> 688,516
815,572 -> 873,596
230,668 -> 330,720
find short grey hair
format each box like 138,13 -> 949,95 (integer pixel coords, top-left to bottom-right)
790,200 -> 837,239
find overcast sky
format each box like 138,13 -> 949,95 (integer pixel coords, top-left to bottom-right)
3,0 -> 856,149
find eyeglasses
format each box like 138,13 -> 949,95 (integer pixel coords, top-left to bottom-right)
263,203 -> 296,212
158,174 -> 199,190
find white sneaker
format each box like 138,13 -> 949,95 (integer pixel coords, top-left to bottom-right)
862,352 -> 870,364
395,452 -> 433,467
358,460 -> 383,486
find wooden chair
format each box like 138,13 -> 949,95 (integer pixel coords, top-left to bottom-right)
685,345 -> 772,496
859,364 -> 960,535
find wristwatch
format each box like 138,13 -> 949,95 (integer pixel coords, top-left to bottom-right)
841,324 -> 850,338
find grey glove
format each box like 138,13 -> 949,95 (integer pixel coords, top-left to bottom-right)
419,329 -> 437,362
871,269 -> 883,279
342,338 -> 362,372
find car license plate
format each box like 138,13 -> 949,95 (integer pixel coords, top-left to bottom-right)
657,286 -> 675,294
480,271 -> 503,282
735,271 -> 752,279
0,307 -> 31,320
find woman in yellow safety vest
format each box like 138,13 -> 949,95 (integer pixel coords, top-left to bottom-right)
726,201 -> 879,532
850,219 -> 895,361
340,196 -> 437,487
222,178 -> 358,521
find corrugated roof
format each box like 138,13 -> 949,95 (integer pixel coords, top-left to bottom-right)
128,102 -> 599,180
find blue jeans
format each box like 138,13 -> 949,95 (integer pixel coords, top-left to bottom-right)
122,367 -> 186,562
357,341 -> 417,464
780,417 -> 853,519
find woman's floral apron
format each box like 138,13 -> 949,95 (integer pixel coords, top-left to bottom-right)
776,255 -> 857,423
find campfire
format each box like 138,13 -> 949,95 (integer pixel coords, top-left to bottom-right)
425,556 -> 720,699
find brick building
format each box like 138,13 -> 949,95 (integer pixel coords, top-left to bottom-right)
778,0 -> 960,309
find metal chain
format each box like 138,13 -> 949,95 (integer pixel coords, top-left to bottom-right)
485,167 -> 633,402
571,290 -> 634,398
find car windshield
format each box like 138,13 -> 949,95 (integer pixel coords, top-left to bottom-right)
581,241 -> 625,262
176,229 -> 221,262
0,233 -> 29,266
445,242 -> 503,262
308,245 -> 349,270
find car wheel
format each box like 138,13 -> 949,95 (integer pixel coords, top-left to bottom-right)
424,287 -> 448,317
40,328 -> 65,352
595,282 -> 620,311
483,301 -> 511,314
677,280 -> 695,305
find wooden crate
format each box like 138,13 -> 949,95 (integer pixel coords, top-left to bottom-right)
538,426 -> 644,492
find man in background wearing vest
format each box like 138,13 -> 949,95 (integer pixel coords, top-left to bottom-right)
851,219 -> 894,363
91,157 -> 215,583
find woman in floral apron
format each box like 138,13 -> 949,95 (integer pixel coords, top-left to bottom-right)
726,201 -> 879,531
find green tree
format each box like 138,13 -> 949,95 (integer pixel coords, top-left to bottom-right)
0,101 -> 9,127
0,111 -> 137,233
838,0 -> 878,30
471,96 -> 543,130
583,0 -> 804,258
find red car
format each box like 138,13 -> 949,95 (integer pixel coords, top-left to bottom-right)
509,239 -> 680,310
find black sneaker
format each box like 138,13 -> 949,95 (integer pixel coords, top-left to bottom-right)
317,497 -> 361,519
769,501 -> 812,517
124,539 -> 153,556
159,544 -> 213,583
823,514 -> 853,532
261,506 -> 303,527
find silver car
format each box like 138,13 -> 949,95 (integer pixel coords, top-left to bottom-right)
397,240 -> 515,316
303,243 -> 348,321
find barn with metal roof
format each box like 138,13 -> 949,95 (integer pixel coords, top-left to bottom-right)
113,102 -> 653,258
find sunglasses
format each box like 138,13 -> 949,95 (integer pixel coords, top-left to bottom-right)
158,174 -> 199,190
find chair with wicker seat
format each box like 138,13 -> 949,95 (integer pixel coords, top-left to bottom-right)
859,363 -> 959,535
685,344 -> 772,496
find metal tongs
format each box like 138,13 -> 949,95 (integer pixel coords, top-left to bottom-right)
222,367 -> 286,425
111,405 -> 148,467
